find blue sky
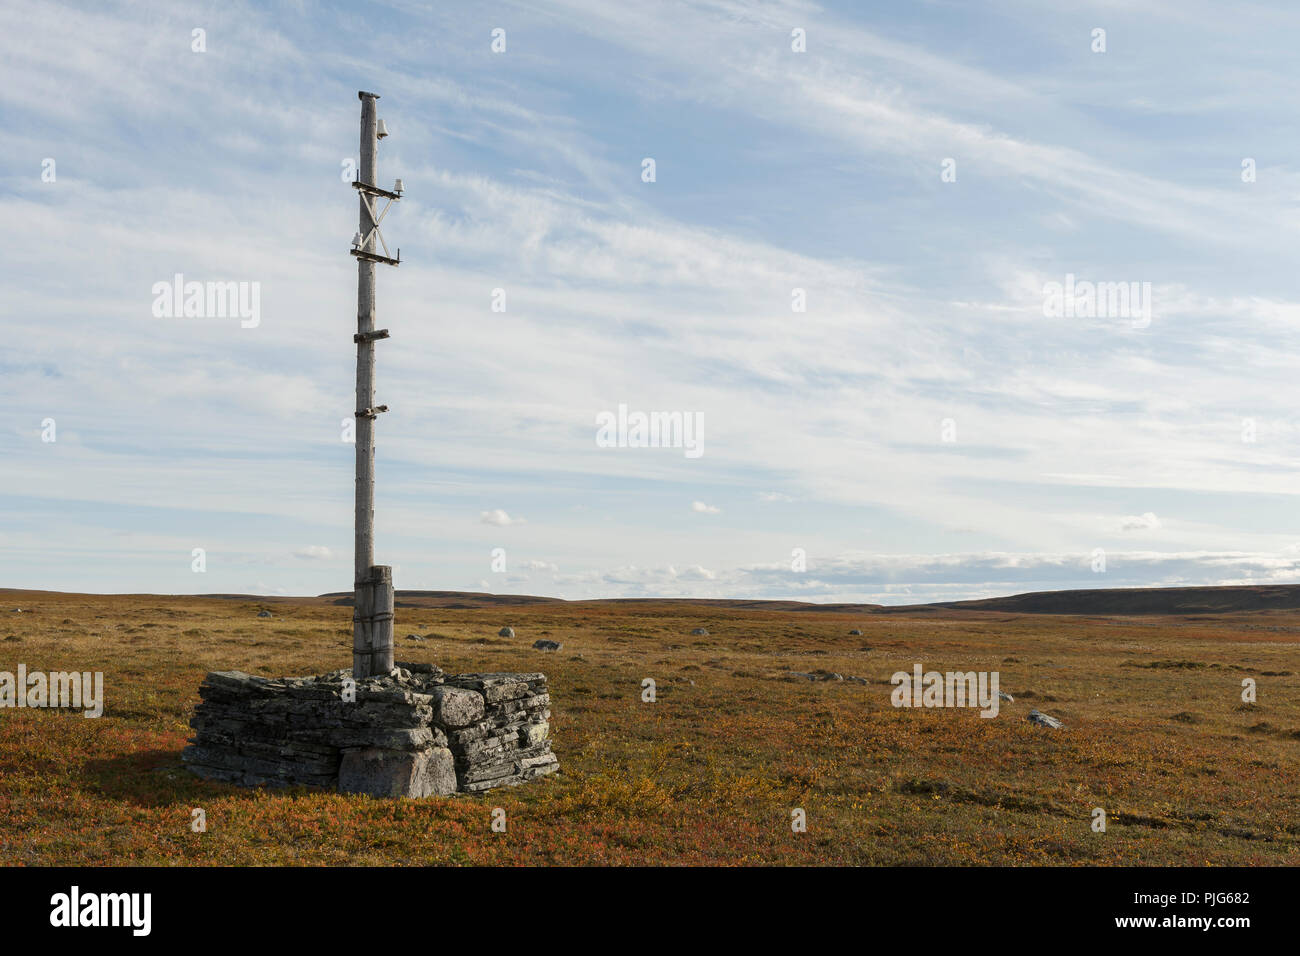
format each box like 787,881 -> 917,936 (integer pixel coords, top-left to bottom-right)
3,0 -> 1300,603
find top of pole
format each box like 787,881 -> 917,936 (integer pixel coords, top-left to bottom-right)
358,90 -> 380,100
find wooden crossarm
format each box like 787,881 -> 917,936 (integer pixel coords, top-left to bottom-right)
350,248 -> 401,266
352,181 -> 401,200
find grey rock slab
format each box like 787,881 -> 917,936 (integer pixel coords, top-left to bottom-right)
338,746 -> 456,798
393,660 -> 442,677
519,752 -> 558,771
1026,709 -> 1064,729
482,681 -> 529,705
430,686 -> 486,728
328,726 -> 436,751
520,722 -> 549,747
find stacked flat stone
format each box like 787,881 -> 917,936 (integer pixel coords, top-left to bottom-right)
182,663 -> 558,797
440,673 -> 557,792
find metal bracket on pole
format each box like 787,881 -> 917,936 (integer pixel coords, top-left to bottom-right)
353,329 -> 390,343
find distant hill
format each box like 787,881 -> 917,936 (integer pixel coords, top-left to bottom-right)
320,592 -> 882,612
319,590 -> 563,609
908,584 -> 1300,615
588,598 -> 884,613
6,583 -> 1300,615
355,585 -> 1300,616
322,585 -> 1300,615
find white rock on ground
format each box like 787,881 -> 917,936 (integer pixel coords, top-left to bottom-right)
1026,709 -> 1064,728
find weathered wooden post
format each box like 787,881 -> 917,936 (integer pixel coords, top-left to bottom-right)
350,91 -> 401,678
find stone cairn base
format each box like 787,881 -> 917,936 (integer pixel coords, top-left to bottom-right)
182,662 -> 557,797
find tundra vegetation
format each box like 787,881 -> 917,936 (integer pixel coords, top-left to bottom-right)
0,590 -> 1296,865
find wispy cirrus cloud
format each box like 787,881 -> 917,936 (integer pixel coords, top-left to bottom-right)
2,0 -> 1297,601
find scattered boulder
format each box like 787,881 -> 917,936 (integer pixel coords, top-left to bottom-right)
845,675 -> 869,685
498,627 -> 515,638
257,610 -> 272,618
998,691 -> 1014,703
786,672 -> 818,682
405,633 -> 425,642
11,608 -> 22,614
532,639 -> 562,651
1026,709 -> 1064,729
818,672 -> 844,682
691,628 -> 709,636
848,628 -> 862,636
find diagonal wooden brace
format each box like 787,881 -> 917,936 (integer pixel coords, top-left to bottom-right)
356,191 -> 397,258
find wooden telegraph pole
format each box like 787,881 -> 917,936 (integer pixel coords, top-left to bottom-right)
350,91 -> 402,679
